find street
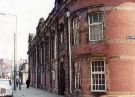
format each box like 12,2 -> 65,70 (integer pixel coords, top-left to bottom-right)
13,85 -> 64,97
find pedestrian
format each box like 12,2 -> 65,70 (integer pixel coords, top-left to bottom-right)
26,79 -> 30,88
16,79 -> 19,87
19,77 -> 21,90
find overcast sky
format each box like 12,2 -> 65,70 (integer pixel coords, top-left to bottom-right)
0,0 -> 55,60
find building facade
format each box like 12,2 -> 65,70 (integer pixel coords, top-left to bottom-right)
28,0 -> 135,97
19,60 -> 29,84
0,59 -> 12,79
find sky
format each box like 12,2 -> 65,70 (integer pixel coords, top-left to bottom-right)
0,0 -> 55,60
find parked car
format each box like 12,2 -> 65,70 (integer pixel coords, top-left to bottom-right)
0,79 -> 13,97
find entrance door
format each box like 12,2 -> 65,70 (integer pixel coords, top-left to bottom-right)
58,61 -> 65,95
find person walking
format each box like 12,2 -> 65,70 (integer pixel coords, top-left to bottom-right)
26,79 -> 30,88
19,77 -> 21,90
16,79 -> 19,87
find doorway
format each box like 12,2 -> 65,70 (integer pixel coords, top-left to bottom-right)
58,61 -> 65,95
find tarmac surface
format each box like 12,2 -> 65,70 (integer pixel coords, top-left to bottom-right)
13,85 -> 64,97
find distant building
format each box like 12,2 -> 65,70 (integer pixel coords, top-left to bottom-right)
0,59 -> 12,79
28,0 -> 135,97
19,60 -> 29,84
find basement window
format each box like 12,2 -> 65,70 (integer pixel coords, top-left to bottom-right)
90,59 -> 106,92
88,12 -> 104,41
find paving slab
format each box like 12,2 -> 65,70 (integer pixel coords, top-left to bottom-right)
13,85 -> 64,97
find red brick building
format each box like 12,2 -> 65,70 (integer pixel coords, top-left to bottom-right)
28,0 -> 135,97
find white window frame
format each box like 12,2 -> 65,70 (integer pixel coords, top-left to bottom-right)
74,61 -> 81,90
60,31 -> 64,44
90,59 -> 106,92
52,70 -> 55,80
88,12 -> 104,41
73,17 -> 80,45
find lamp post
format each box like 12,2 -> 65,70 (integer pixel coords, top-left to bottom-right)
0,13 -> 17,91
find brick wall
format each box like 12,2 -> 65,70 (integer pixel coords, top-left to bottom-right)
28,0 -> 135,97
69,0 -> 135,97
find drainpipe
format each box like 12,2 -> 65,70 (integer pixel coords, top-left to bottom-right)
66,11 -> 72,94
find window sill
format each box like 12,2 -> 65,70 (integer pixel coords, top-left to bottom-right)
88,39 -> 105,44
71,44 -> 80,47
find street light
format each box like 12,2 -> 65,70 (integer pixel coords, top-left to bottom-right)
0,12 -> 17,91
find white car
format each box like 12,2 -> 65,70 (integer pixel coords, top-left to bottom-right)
0,79 -> 13,97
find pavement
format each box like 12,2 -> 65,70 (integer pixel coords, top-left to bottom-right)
13,85 -> 64,97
